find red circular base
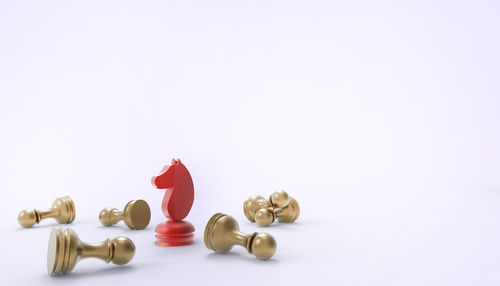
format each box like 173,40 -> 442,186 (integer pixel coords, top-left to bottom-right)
155,220 -> 195,246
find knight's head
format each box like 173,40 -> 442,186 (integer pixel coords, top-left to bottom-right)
151,159 -> 182,189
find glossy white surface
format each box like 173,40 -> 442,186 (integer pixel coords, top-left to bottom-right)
46,228 -> 58,274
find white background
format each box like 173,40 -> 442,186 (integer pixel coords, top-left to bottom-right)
1,1 -> 499,285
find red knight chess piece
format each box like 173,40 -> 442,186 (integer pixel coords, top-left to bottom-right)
151,159 -> 195,246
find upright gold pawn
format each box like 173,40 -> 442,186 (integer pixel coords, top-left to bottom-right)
204,213 -> 277,259
99,199 -> 151,230
18,196 -> 75,228
47,228 -> 135,275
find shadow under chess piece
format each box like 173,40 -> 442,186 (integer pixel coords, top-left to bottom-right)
18,196 -> 75,228
243,190 -> 300,227
99,199 -> 151,230
152,159 -> 195,246
47,228 -> 135,275
204,213 -> 277,260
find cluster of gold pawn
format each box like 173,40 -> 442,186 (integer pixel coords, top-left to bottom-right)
18,196 -> 151,275
243,190 -> 300,226
17,190 -> 300,274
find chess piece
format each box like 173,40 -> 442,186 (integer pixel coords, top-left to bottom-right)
269,190 -> 290,208
243,195 -> 270,222
204,213 -> 277,259
243,190 -> 300,227
254,197 -> 300,226
99,199 -> 151,230
47,228 -> 135,275
152,159 -> 195,246
18,196 -> 75,228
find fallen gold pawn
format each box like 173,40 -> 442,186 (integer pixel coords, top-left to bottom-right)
18,196 -> 75,228
47,228 -> 135,275
204,213 -> 277,259
99,199 -> 151,230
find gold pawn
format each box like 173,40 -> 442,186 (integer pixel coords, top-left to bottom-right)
243,195 -> 270,222
269,190 -> 290,208
204,213 -> 277,259
254,197 -> 300,226
99,199 -> 151,230
243,190 -> 300,226
18,196 -> 76,228
47,228 -> 135,275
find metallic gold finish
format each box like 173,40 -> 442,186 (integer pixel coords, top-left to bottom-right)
243,195 -> 270,222
255,208 -> 275,227
204,213 -> 277,259
243,190 -> 300,226
269,190 -> 290,208
18,196 -> 75,228
47,228 -> 135,275
275,197 -> 300,223
99,199 -> 151,230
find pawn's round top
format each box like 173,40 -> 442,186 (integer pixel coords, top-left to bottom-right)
18,209 -> 37,228
123,200 -> 151,230
110,237 -> 136,264
249,233 -> 277,260
99,208 -> 116,226
269,190 -> 290,208
255,208 -> 275,227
